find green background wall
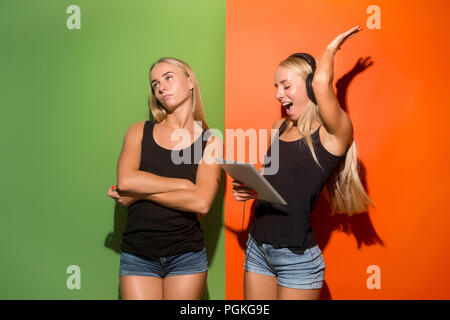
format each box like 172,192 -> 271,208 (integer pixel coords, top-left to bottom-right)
0,0 -> 225,299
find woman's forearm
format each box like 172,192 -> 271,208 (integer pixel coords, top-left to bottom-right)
144,189 -> 209,215
142,163 -> 221,215
117,170 -> 192,195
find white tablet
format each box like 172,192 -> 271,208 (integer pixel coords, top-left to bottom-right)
216,159 -> 287,205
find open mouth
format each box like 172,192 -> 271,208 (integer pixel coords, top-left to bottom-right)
282,102 -> 293,110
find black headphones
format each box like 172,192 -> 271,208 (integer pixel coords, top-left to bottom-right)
288,53 -> 317,105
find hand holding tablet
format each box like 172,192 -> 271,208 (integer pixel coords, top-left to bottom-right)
231,179 -> 258,202
216,159 -> 287,205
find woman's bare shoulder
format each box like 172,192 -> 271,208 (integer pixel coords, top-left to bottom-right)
127,121 -> 146,132
271,117 -> 287,130
123,121 -> 146,142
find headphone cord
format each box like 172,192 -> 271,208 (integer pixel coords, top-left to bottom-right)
242,200 -> 247,232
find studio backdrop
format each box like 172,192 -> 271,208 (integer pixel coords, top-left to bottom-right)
1,0 -> 449,300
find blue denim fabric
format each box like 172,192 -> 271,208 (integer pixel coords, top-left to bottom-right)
244,234 -> 325,289
119,248 -> 208,278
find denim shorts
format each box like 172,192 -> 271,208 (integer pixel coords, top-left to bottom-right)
244,234 -> 325,289
119,248 -> 208,278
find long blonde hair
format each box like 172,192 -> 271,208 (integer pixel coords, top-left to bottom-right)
280,56 -> 373,216
148,57 -> 209,130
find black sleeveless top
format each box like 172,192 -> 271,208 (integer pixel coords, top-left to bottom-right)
121,120 -> 211,258
249,120 -> 345,251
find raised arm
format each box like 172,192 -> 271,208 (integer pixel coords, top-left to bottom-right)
142,134 -> 223,215
116,121 -> 193,194
311,25 -> 362,146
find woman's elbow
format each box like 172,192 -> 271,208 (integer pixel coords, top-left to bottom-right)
117,178 -> 131,193
312,74 -> 333,88
197,199 -> 211,216
117,170 -> 140,192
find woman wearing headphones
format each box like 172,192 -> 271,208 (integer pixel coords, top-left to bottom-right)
107,57 -> 221,300
231,26 -> 372,300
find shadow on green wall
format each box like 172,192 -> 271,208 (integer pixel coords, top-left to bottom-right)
104,171 -> 225,300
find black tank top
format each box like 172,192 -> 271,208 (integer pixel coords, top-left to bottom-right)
121,120 -> 211,258
249,119 -> 345,250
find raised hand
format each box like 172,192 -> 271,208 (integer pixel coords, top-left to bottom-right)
327,25 -> 362,54
314,25 -> 363,83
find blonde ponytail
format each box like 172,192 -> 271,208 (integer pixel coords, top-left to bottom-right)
325,141 -> 373,215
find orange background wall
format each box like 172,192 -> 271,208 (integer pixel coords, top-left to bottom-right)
225,0 -> 450,299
